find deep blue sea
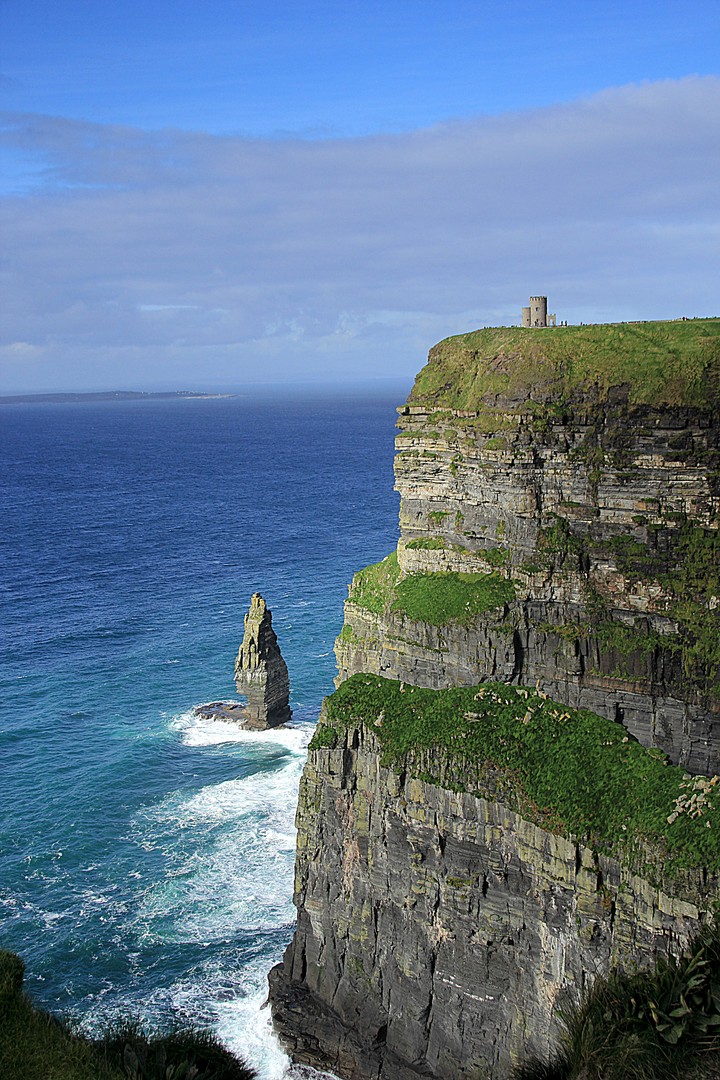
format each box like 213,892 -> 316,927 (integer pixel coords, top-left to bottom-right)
0,386 -> 405,1078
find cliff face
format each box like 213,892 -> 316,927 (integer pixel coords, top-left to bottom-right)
270,320 -> 720,1079
271,723 -> 706,1080
337,324 -> 720,774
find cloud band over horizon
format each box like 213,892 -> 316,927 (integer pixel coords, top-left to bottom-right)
1,76 -> 719,393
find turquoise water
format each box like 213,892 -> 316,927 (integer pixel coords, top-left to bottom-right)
0,388 -> 405,1077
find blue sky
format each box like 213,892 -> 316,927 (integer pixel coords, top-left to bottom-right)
1,0 -> 719,391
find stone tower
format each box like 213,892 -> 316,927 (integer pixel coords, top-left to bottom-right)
521,296 -> 557,327
530,295 -> 548,327
234,593 -> 291,729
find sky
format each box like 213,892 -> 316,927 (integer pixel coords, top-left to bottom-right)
1,0 -> 719,393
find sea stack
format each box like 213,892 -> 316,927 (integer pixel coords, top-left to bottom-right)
234,593 -> 291,730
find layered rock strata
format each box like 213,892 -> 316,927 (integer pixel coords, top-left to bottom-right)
234,592 -> 291,729
271,723 -> 709,1080
337,357 -> 720,772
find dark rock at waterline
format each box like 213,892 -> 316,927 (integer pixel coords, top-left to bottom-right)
193,701 -> 249,722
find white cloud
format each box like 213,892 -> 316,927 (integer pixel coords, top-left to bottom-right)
1,76 -> 719,391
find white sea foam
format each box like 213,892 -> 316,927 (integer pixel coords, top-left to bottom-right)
172,708 -> 315,753
214,976 -> 338,1080
41,910 -> 68,926
213,963 -> 293,1080
133,732 -> 304,934
122,711 -> 339,1079
106,951 -> 338,1080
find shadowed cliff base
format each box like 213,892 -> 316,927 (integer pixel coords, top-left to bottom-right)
271,701 -> 719,1078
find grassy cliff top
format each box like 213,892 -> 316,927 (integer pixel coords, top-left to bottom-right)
407,318 -> 720,411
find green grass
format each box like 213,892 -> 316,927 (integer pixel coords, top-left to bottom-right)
483,546 -> 511,568
348,552 -> 515,626
392,570 -> 514,625
315,674 -> 720,887
97,1023 -> 257,1080
0,970 -> 120,1079
0,951 -> 257,1080
408,319 -> 720,411
347,551 -> 400,614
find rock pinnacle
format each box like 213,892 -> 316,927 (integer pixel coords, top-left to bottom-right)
234,593 -> 291,729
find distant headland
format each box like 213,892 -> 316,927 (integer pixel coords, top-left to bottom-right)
0,390 -> 237,405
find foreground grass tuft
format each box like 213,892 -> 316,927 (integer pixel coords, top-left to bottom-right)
0,951 -> 257,1080
97,1021 -> 257,1079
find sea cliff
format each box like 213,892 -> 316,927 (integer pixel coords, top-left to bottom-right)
270,319 -> 720,1078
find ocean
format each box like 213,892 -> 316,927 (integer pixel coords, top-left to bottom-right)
0,386 -> 406,1077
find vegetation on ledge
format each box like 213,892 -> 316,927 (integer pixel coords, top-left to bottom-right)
408,319 -> 720,411
406,537 -> 448,550
537,514 -> 720,698
314,674 -> 720,886
667,521 -> 720,693
347,550 -> 515,625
